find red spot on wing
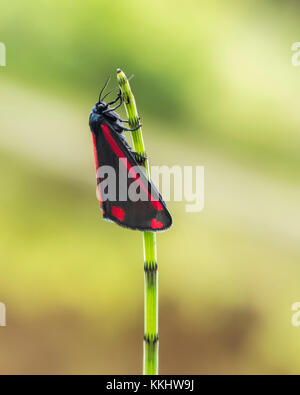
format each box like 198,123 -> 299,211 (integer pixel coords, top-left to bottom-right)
112,206 -> 125,222
151,219 -> 163,230
152,201 -> 163,211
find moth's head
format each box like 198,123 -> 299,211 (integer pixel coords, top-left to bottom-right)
95,100 -> 108,113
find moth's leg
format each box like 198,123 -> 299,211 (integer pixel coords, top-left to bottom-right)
133,152 -> 147,165
119,137 -> 147,166
103,87 -> 121,102
122,124 -> 143,132
117,135 -> 145,164
120,115 -> 142,124
103,102 -> 122,114
103,96 -> 122,114
106,96 -> 120,106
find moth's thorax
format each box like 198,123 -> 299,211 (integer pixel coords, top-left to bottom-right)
96,102 -> 107,111
89,107 -> 104,133
89,103 -> 124,136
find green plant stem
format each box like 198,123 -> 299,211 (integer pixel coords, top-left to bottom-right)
117,69 -> 158,375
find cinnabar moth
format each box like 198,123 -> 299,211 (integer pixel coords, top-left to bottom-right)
89,79 -> 172,232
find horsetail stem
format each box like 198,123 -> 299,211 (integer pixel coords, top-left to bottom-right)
117,69 -> 159,375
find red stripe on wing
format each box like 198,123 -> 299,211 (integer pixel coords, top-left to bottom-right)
101,123 -> 162,210
91,133 -> 104,213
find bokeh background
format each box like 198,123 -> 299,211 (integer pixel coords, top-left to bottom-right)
0,0 -> 300,374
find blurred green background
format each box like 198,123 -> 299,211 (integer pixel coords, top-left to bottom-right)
1,0 -> 300,374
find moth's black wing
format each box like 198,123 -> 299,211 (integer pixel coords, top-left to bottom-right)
90,120 -> 172,232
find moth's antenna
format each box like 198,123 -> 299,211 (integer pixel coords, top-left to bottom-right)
100,74 -> 134,102
99,76 -> 111,102
102,86 -> 120,101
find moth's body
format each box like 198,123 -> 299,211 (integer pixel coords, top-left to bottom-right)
89,90 -> 172,232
